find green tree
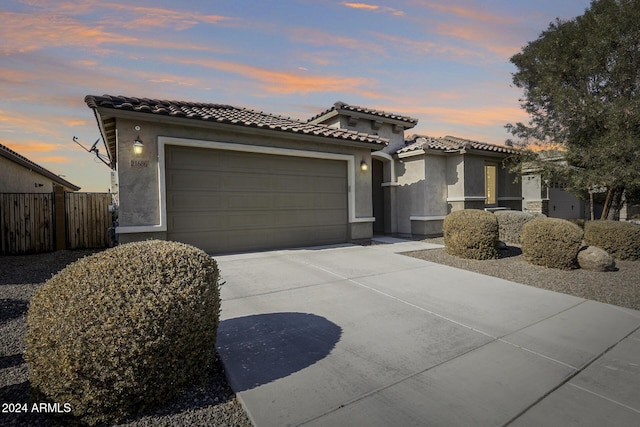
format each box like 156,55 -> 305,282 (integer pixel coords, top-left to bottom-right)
507,0 -> 640,219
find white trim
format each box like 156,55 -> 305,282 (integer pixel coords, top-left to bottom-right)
117,136 -> 369,234
446,196 -> 487,202
351,217 -> 376,223
397,149 -> 425,159
381,182 -> 400,187
410,215 -> 446,221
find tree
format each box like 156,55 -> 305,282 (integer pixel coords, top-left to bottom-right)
507,0 -> 640,219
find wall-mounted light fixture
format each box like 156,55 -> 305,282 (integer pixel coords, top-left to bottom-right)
360,160 -> 368,172
133,136 -> 144,155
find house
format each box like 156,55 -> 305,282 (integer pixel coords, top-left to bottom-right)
0,143 -> 80,193
85,95 -> 521,254
521,153 -> 592,220
309,102 -> 521,237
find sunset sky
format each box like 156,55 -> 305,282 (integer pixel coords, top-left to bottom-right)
1,0 -> 592,192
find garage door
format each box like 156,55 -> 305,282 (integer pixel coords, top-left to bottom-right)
165,145 -> 348,253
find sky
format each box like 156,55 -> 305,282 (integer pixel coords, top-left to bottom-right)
1,0 -> 592,192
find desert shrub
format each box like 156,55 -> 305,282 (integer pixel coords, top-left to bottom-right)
25,240 -> 221,425
567,219 -> 586,229
521,218 -> 584,269
584,220 -> 640,260
494,210 -> 535,244
444,209 -> 499,260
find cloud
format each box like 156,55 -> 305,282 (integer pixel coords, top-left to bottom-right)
416,1 -> 518,24
101,3 -> 231,30
60,118 -> 89,127
170,57 -> 380,97
34,155 -> 73,164
289,27 -> 386,54
342,2 -> 405,16
0,11 -> 136,54
0,9 -> 227,55
432,23 -> 521,57
370,32 -> 484,60
343,2 -> 379,11
0,137 -> 73,164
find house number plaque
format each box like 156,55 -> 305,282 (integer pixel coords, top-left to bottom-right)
130,159 -> 149,168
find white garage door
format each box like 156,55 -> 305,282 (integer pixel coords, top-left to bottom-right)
165,145 -> 348,253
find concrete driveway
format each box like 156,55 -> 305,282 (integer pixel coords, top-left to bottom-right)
215,240 -> 640,426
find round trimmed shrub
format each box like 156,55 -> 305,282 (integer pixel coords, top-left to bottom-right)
494,210 -> 535,244
584,220 -> 640,260
444,209 -> 499,260
521,218 -> 584,269
25,240 -> 221,425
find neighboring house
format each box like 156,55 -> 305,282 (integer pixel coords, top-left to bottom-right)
521,153 -> 592,220
0,143 -> 80,193
85,95 -> 521,254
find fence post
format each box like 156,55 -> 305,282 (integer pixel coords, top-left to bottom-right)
54,186 -> 66,250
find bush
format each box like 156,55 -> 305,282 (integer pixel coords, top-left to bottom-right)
521,218 -> 584,269
494,210 -> 535,244
567,218 -> 586,229
444,209 -> 499,260
25,240 -> 221,425
584,220 -> 640,260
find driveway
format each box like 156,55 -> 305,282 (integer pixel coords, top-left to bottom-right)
215,240 -> 640,426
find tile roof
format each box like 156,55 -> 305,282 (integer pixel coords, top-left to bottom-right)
308,101 -> 419,127
85,95 -> 389,146
397,135 -> 518,155
0,143 -> 80,190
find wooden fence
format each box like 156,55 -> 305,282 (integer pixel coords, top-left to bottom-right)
0,193 -> 54,255
65,192 -> 112,250
0,191 -> 112,255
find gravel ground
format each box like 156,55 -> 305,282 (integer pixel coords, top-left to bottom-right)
0,250 -> 252,427
404,237 -> 640,311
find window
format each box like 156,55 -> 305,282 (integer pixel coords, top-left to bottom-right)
484,164 -> 497,205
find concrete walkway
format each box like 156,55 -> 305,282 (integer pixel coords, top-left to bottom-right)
215,240 -> 640,426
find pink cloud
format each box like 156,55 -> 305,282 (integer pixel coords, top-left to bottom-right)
415,1 -> 519,24
0,10 -> 226,55
342,2 -> 405,16
100,3 -> 232,31
289,27 -> 386,54
432,24 -> 521,57
0,12 -> 137,54
170,57 -> 381,97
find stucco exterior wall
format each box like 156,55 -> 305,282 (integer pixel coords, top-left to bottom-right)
445,156 -> 465,204
396,157 -> 425,235
338,117 -> 405,154
423,155 -> 448,215
114,116 -> 375,242
0,157 -> 54,193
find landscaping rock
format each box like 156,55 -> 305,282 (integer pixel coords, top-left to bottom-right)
577,246 -> 616,272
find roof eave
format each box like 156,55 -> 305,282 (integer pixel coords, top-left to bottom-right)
90,107 -> 388,151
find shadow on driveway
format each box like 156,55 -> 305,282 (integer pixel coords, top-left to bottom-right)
216,312 -> 341,392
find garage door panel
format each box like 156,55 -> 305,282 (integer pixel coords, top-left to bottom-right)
166,145 -> 349,253
170,207 -> 347,232
168,192 -> 347,212
169,224 -> 347,254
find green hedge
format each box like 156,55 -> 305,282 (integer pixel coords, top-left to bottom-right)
444,209 -> 499,260
25,240 -> 221,425
521,218 -> 584,269
584,220 -> 640,260
494,210 -> 535,244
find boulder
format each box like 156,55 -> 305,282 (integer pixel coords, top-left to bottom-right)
577,246 -> 616,272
